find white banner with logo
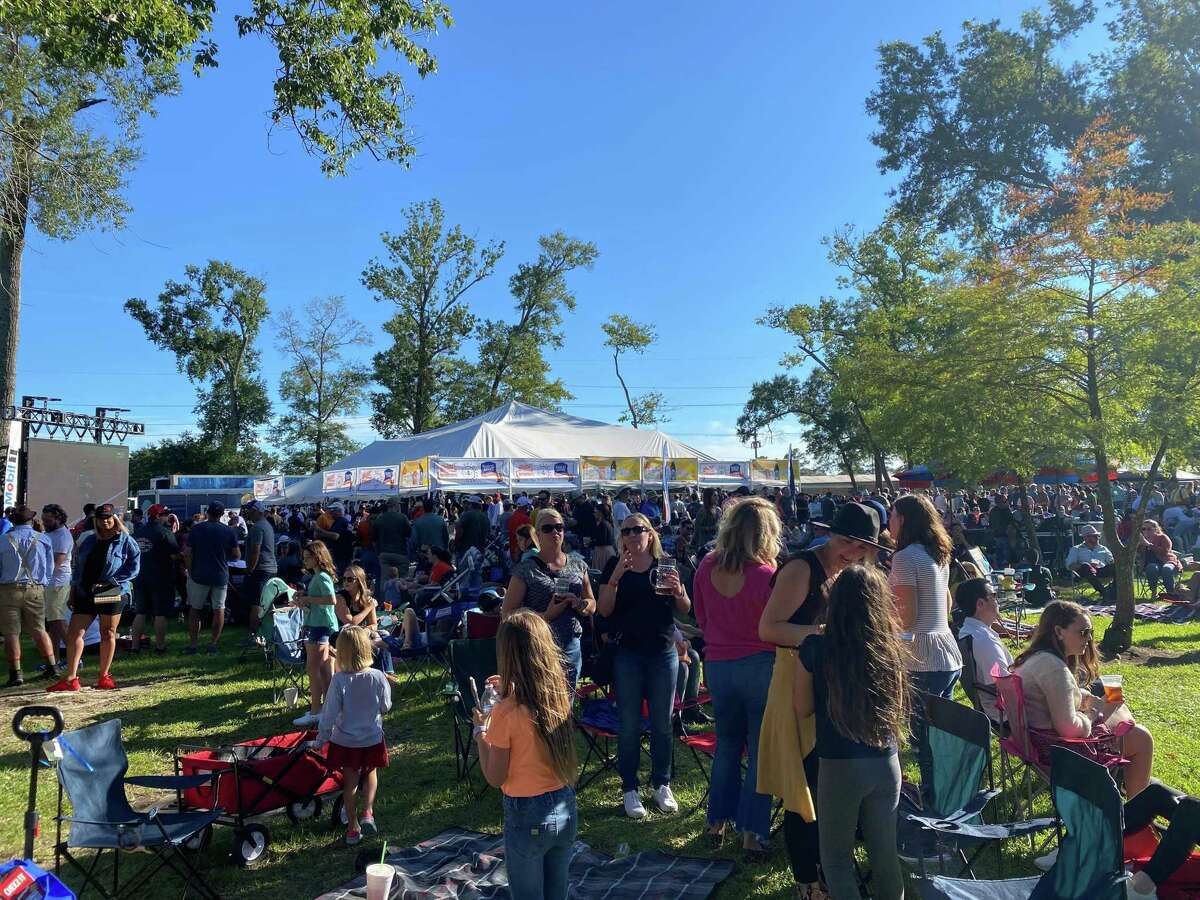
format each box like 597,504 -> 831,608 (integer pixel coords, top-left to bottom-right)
698,460 -> 749,487
511,458 -> 579,490
431,457 -> 509,490
253,476 -> 285,501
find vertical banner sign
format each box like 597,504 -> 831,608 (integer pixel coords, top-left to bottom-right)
399,458 -> 429,489
357,465 -> 400,493
2,420 -> 21,510
431,458 -> 509,490
660,447 -> 671,525
580,456 -> 641,484
698,460 -> 749,486
642,457 -> 699,484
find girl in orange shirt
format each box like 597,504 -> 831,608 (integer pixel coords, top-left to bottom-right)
475,610 -> 577,900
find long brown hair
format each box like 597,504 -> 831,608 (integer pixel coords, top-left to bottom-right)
713,497 -> 781,573
1013,599 -> 1099,685
821,565 -> 908,748
496,610 -> 578,786
304,540 -> 337,579
341,563 -> 374,613
893,495 -> 953,566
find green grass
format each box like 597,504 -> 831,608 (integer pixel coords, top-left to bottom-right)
1,596 -> 1198,899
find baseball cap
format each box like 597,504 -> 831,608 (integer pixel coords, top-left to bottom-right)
516,496 -> 532,507
206,501 -> 225,516
7,505 -> 36,524
146,504 -> 168,519
93,503 -> 117,518
242,499 -> 261,512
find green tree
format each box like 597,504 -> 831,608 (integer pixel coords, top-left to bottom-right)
455,232 -> 598,416
0,0 -> 454,408
867,0 -> 1200,237
125,260 -> 271,448
270,295 -> 371,473
364,199 -> 504,436
601,313 -> 666,428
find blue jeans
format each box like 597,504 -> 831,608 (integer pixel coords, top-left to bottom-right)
612,645 -> 678,792
706,652 -> 775,841
1146,561 -> 1178,596
559,636 -> 582,693
910,668 -> 960,810
503,786 -> 576,900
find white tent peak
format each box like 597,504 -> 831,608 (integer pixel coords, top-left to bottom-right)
278,401 -> 716,501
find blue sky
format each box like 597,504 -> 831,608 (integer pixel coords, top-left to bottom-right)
15,0 -> 1106,474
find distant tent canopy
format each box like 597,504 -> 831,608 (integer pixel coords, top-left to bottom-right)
274,401 -> 716,503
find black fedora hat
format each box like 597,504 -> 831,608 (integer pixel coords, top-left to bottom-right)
811,502 -> 884,549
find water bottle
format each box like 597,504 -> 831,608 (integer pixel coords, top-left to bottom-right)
480,683 -> 499,716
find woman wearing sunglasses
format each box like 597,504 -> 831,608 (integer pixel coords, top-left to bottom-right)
502,508 -> 596,691
596,513 -> 692,820
1012,600 -> 1154,796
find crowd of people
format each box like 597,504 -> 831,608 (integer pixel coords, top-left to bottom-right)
1,475 -> 1198,898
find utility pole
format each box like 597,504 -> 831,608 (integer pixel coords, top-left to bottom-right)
750,429 -> 761,459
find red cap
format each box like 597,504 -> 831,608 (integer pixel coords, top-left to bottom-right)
146,504 -> 168,519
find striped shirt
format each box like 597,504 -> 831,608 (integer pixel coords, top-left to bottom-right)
890,543 -> 962,673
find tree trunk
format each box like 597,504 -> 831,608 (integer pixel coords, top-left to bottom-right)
613,352 -> 638,428
0,155 -> 32,411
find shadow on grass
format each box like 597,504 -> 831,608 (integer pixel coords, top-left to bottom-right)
1142,649 -> 1200,667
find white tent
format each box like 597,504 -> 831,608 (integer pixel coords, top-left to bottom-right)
276,401 -> 715,502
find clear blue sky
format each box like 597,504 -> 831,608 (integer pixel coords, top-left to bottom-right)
14,0 -> 1104,472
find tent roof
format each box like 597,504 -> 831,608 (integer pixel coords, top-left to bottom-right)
279,401 -> 714,501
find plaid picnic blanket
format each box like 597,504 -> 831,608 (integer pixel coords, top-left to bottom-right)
1084,603 -> 1200,624
315,827 -> 735,900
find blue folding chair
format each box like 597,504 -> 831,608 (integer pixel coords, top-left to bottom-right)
264,606 -> 307,705
54,718 -> 223,899
912,745 -> 1127,899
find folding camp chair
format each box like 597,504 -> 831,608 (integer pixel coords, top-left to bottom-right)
388,602 -> 464,693
912,746 -> 1128,899
264,606 -> 307,705
993,668 -> 1130,828
54,718 -> 223,900
958,636 -> 999,723
443,638 -> 498,788
465,610 -> 500,640
899,694 -> 1055,877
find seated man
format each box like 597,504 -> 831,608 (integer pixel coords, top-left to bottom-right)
954,578 -> 1012,723
1065,525 -> 1115,598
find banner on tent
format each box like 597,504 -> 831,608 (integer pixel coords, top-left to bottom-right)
699,460 -> 749,485
432,457 -> 508,489
357,465 -> 399,493
750,458 -> 795,485
400,458 -> 429,489
253,476 -> 286,501
581,456 -> 641,484
511,458 -> 578,487
322,468 -> 357,493
642,457 -> 698,484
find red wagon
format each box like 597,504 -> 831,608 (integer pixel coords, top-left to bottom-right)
174,729 -> 344,866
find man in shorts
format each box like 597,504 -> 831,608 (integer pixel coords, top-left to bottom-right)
130,504 -> 179,653
40,504 -> 74,671
240,500 -> 277,646
0,506 -> 57,686
183,502 -> 239,655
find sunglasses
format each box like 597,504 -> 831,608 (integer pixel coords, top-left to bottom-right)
1079,627 -> 1094,638
540,523 -> 565,534
620,526 -> 649,536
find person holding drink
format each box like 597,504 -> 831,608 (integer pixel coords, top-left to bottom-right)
596,513 -> 691,819
502,508 -> 596,691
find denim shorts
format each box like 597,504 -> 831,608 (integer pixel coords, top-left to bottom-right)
304,625 -> 334,645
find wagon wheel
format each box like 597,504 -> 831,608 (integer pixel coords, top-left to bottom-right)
234,823 -> 270,867
285,794 -> 323,825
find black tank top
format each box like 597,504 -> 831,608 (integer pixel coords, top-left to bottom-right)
775,549 -> 830,626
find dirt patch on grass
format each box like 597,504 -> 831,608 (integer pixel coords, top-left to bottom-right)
0,681 -> 151,727
1107,645 -> 1200,666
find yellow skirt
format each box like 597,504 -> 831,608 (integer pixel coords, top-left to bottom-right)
756,646 -> 818,822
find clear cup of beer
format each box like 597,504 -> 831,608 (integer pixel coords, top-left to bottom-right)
1100,674 -> 1123,704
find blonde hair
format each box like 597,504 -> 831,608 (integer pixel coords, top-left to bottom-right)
303,540 -> 337,579
497,610 -> 577,786
341,564 -> 374,613
713,497 -> 781,572
619,512 -> 663,559
534,507 -> 564,531
516,523 -> 538,551
335,625 -> 373,672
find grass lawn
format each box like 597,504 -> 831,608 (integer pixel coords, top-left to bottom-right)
1,594 -> 1198,899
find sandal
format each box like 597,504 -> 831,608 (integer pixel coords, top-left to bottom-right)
743,837 -> 770,864
705,827 -> 725,849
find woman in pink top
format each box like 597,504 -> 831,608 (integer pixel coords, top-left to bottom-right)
692,497 -> 781,856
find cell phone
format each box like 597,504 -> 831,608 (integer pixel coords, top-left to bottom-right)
468,676 -> 481,709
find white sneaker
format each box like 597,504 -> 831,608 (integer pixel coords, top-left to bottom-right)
1034,847 -> 1058,871
623,790 -> 646,819
652,784 -> 678,814
293,712 -> 319,726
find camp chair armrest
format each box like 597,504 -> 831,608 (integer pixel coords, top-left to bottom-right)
958,788 -> 1002,819
906,813 -> 1056,841
126,774 -> 214,790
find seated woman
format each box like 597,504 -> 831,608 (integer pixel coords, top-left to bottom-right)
1011,600 -> 1154,796
335,564 -> 393,674
952,577 -> 1012,722
1141,519 -> 1181,598
397,546 -> 454,607
397,551 -> 457,651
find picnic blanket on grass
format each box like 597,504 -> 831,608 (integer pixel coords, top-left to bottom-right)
1084,603 -> 1200,624
316,827 -> 735,900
